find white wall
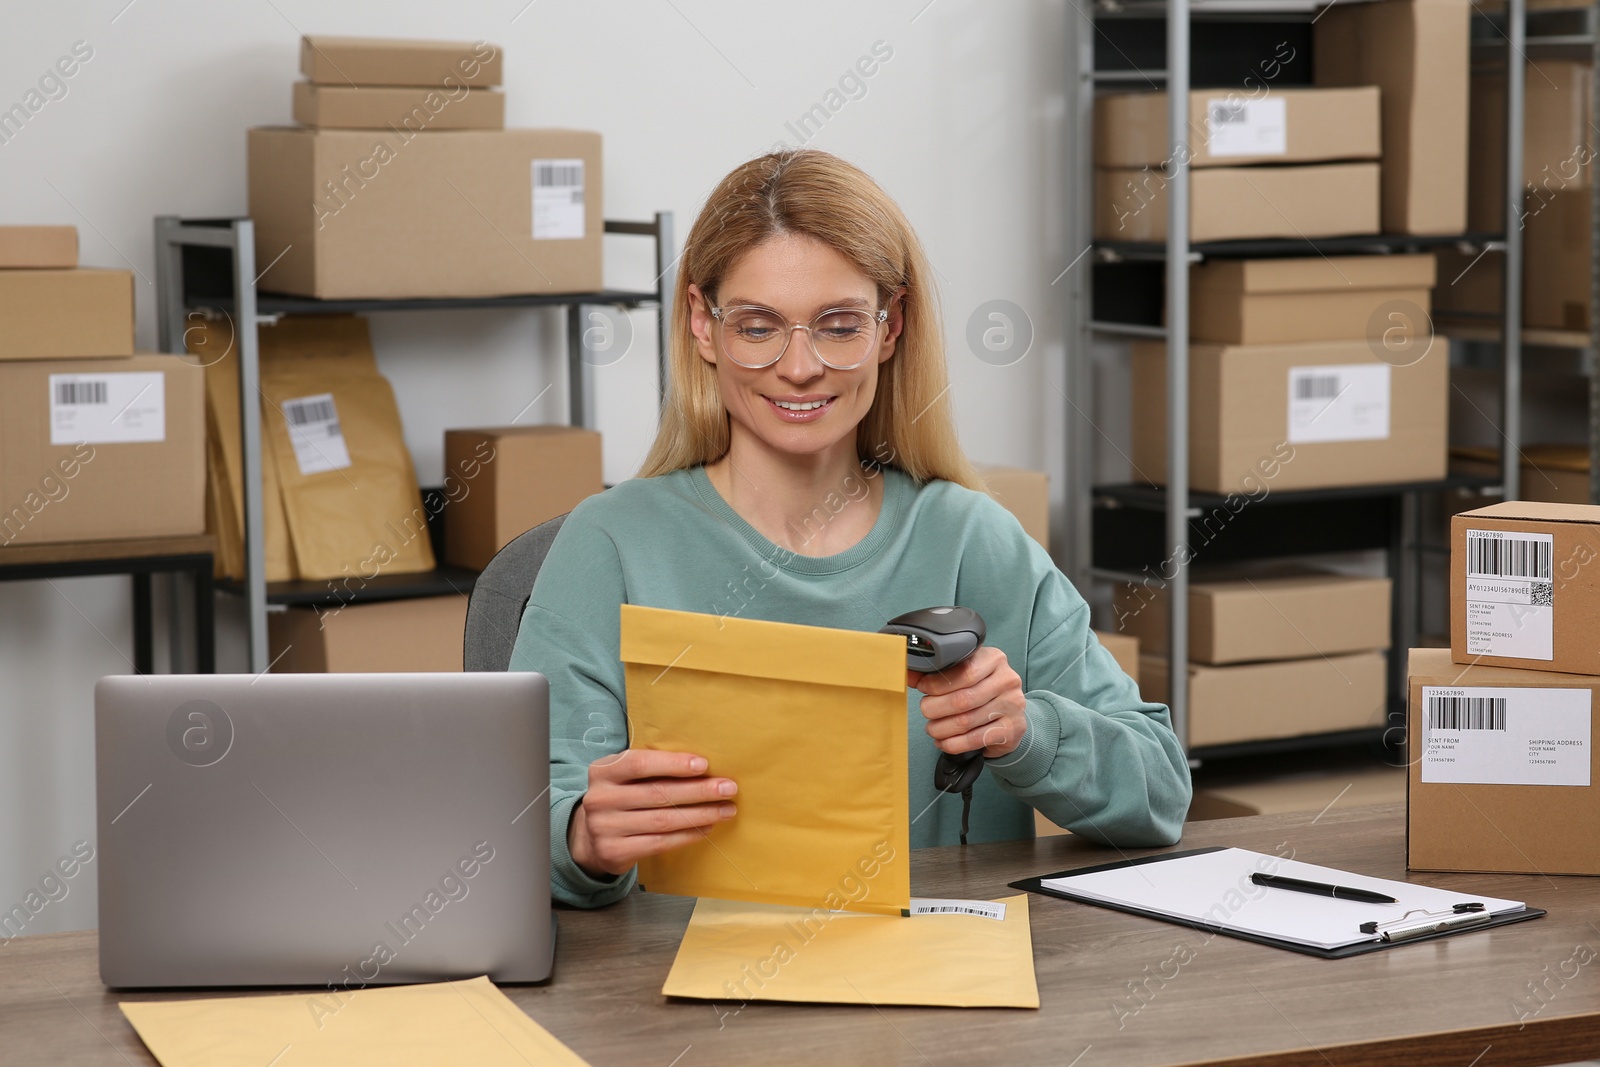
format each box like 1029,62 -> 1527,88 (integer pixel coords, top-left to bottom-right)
0,1 -> 1072,934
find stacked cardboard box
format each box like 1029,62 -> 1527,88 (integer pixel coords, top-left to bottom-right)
0,225 -> 204,548
1314,0 -> 1472,235
1093,87 -> 1382,242
1131,254 -> 1449,495
1450,444 -> 1591,506
250,36 -> 602,299
1409,501 -> 1600,875
1116,571 -> 1392,748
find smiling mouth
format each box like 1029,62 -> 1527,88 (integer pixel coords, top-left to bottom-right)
767,397 -> 834,412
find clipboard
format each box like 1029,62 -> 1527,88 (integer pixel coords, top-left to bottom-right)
1010,847 -> 1547,959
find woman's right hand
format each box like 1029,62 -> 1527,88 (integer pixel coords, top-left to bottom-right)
567,749 -> 738,879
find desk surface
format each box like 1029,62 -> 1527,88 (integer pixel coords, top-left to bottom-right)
5,804 -> 1599,1067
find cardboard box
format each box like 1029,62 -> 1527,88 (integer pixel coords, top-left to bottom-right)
1450,444 -> 1590,505
1130,337 -> 1449,494
1314,0 -> 1471,234
248,127 -> 602,299
1095,163 -> 1380,243
976,464 -> 1048,548
1524,187 -> 1589,330
300,36 -> 502,88
1141,650 -> 1388,748
0,269 -> 133,360
1095,87 -> 1381,168
1450,501 -> 1600,675
1430,245 -> 1502,318
442,426 -> 604,571
1114,572 -> 1392,665
0,226 -> 76,268
292,82 -> 505,130
0,354 -> 205,547
1187,254 -> 1436,345
1467,61 -> 1591,234
1407,647 -> 1600,875
268,595 -> 468,673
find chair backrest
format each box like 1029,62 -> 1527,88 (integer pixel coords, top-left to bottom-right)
463,513 -> 569,672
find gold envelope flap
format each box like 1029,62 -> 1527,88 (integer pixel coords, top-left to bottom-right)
662,894 -> 1040,1009
119,976 -> 590,1067
623,605 -> 911,915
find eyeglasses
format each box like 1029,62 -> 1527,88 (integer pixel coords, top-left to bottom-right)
709,304 -> 889,371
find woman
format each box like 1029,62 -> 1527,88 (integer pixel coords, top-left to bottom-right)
510,149 -> 1191,909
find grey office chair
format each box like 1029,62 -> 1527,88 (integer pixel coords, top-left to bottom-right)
463,513 -> 569,672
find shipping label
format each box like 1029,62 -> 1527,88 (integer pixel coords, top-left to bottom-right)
533,158 -> 585,240
280,393 -> 352,476
1465,529 -> 1554,660
1286,364 -> 1390,444
1205,96 -> 1287,158
1421,686 -> 1590,786
49,371 -> 166,445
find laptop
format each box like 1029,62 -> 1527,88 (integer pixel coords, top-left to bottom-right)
95,671 -> 553,989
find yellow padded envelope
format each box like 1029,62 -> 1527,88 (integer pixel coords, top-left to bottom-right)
622,604 -> 911,915
662,894 -> 1040,1009
119,976 -> 589,1067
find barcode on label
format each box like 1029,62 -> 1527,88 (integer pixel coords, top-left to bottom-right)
1427,695 -> 1508,731
55,381 -> 108,405
1467,532 -> 1553,579
283,396 -> 338,427
534,162 -> 583,188
918,906 -> 993,916
1208,102 -> 1245,125
1293,374 -> 1340,400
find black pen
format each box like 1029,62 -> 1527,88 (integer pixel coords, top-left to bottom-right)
1251,872 -> 1397,904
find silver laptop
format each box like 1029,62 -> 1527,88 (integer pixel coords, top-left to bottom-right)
95,671 -> 552,989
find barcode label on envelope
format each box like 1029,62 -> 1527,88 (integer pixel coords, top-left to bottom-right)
281,393 -> 352,476
909,898 -> 1006,921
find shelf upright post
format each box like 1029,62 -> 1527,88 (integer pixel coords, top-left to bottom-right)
567,303 -> 597,429
1591,0 -> 1600,504
653,211 -> 677,407
225,220 -> 270,672
1064,0 -> 1097,592
1165,0 -> 1192,752
155,216 -> 191,673
1502,0 -> 1526,501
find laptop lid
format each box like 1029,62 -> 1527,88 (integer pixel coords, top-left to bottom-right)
95,671 -> 551,989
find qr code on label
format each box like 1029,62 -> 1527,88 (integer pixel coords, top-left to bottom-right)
1531,582 -> 1554,607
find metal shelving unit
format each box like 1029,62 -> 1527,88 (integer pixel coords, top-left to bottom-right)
154,214 -> 676,672
1063,0 -> 1532,760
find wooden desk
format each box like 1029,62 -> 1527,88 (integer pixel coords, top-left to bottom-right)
5,804 -> 1599,1066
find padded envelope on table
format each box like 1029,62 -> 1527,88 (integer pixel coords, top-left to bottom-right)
622,604 -> 911,915
662,894 -> 1040,1008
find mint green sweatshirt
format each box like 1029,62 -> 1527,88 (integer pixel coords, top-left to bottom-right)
509,464 -> 1192,909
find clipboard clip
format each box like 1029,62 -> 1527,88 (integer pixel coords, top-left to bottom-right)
1359,903 -> 1489,942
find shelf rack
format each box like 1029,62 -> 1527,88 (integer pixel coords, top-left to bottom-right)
1062,0 -> 1540,759
154,214 -> 676,672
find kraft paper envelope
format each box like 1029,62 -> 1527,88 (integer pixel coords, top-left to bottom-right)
119,976 -> 590,1067
662,894 -> 1040,1009
622,604 -> 911,915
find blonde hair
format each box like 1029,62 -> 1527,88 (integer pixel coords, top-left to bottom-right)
637,149 -> 983,490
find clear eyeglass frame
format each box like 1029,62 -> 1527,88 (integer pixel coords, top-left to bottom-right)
708,304 -> 889,371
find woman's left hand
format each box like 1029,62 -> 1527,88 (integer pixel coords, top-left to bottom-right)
908,646 -> 1028,758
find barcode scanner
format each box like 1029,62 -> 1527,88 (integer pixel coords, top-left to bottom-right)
880,607 -> 987,844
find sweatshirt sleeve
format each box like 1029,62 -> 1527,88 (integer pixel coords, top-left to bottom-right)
508,507 -> 637,909
961,505 -> 1192,846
